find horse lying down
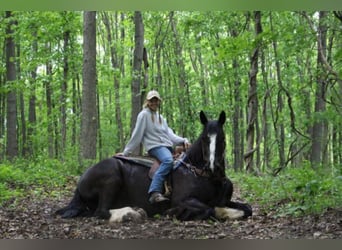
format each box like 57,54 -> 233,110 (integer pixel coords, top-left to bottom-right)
56,111 -> 252,222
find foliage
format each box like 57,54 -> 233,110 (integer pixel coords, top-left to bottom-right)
230,164 -> 342,216
0,157 -> 79,205
0,11 -> 341,216
1,155 -> 341,218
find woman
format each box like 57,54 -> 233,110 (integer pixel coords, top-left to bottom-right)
117,90 -> 190,204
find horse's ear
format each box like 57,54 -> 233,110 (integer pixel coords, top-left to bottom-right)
218,111 -> 226,125
200,111 -> 208,125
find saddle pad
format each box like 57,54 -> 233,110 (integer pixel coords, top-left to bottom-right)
114,155 -> 183,180
114,155 -> 182,170
113,155 -> 154,168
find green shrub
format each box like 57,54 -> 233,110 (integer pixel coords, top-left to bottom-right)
228,164 -> 342,217
0,182 -> 23,204
0,157 -> 79,205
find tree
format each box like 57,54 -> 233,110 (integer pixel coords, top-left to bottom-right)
101,11 -> 125,151
310,11 -> 328,168
244,11 -> 262,173
0,11 -> 341,170
80,11 -> 97,161
130,11 -> 144,155
60,12 -> 71,157
5,11 -> 18,159
25,24 -> 38,157
170,11 -> 192,137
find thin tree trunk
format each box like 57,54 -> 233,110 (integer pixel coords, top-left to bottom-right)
270,13 -> 286,169
80,11 -> 97,161
130,11 -> 144,155
232,58 -> 243,171
71,73 -> 80,148
244,11 -> 262,173
260,49 -> 271,171
45,45 -> 54,158
332,77 -> 342,165
17,43 -> 26,158
60,26 -> 70,157
102,12 -> 124,151
5,11 -> 18,159
170,11 -> 191,136
310,11 -> 328,168
0,72 -> 4,159
116,12 -> 125,148
118,12 -> 126,146
189,35 -> 207,108
26,28 -> 38,157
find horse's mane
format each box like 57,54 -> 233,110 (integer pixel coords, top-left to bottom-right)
185,135 -> 205,168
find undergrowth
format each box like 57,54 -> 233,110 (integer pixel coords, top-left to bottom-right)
229,163 -> 342,216
0,156 -> 80,205
1,157 -> 341,218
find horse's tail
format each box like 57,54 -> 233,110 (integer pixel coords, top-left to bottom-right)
55,188 -> 90,218
214,201 -> 253,220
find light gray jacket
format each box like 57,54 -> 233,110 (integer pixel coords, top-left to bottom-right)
123,108 -> 188,156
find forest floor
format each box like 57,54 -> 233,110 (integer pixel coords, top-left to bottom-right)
0,181 -> 341,239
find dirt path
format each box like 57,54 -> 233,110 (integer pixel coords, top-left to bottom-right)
0,194 -> 341,239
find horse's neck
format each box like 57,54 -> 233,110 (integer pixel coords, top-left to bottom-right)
185,141 -> 205,167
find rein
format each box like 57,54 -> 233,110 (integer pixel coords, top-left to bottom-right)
175,153 -> 212,178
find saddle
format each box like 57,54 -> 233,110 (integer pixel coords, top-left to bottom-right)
115,146 -> 185,178
152,145 -> 185,178
114,146 -> 186,196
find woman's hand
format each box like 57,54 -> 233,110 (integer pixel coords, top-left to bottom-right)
184,139 -> 191,150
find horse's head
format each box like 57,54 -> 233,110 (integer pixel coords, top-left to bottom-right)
187,111 -> 226,178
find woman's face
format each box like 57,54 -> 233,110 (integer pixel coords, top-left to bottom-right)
148,97 -> 160,111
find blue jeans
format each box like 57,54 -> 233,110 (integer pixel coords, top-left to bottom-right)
148,146 -> 173,194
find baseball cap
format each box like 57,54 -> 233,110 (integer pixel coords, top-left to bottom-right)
146,90 -> 162,101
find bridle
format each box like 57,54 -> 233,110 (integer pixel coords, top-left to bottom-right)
175,152 -> 212,178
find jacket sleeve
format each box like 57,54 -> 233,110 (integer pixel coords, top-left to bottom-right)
165,118 -> 188,145
123,111 -> 146,156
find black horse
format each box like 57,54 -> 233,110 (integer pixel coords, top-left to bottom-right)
56,111 -> 252,221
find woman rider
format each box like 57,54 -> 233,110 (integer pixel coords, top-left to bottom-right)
117,90 -> 190,204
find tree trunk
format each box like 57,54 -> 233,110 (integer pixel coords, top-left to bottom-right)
60,25 -> 70,157
260,49 -> 271,171
310,11 -> 328,168
44,43 -> 54,158
17,43 -> 26,158
0,73 -> 4,159
26,27 -> 38,157
80,11 -> 97,161
5,11 -> 18,160
130,11 -> 144,155
189,35 -> 207,108
71,73 -> 80,148
232,58 -> 243,171
244,11 -> 262,173
102,12 -> 125,151
270,13 -> 286,169
332,75 -> 342,165
170,11 -> 191,137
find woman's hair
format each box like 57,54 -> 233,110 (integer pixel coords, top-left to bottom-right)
144,100 -> 162,124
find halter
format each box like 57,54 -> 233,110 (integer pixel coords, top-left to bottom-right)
175,152 -> 212,178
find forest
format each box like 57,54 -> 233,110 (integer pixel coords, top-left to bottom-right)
0,11 -> 341,234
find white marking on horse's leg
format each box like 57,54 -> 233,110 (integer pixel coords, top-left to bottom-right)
109,207 -> 147,223
109,207 -> 133,223
214,207 -> 245,220
209,134 -> 217,172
